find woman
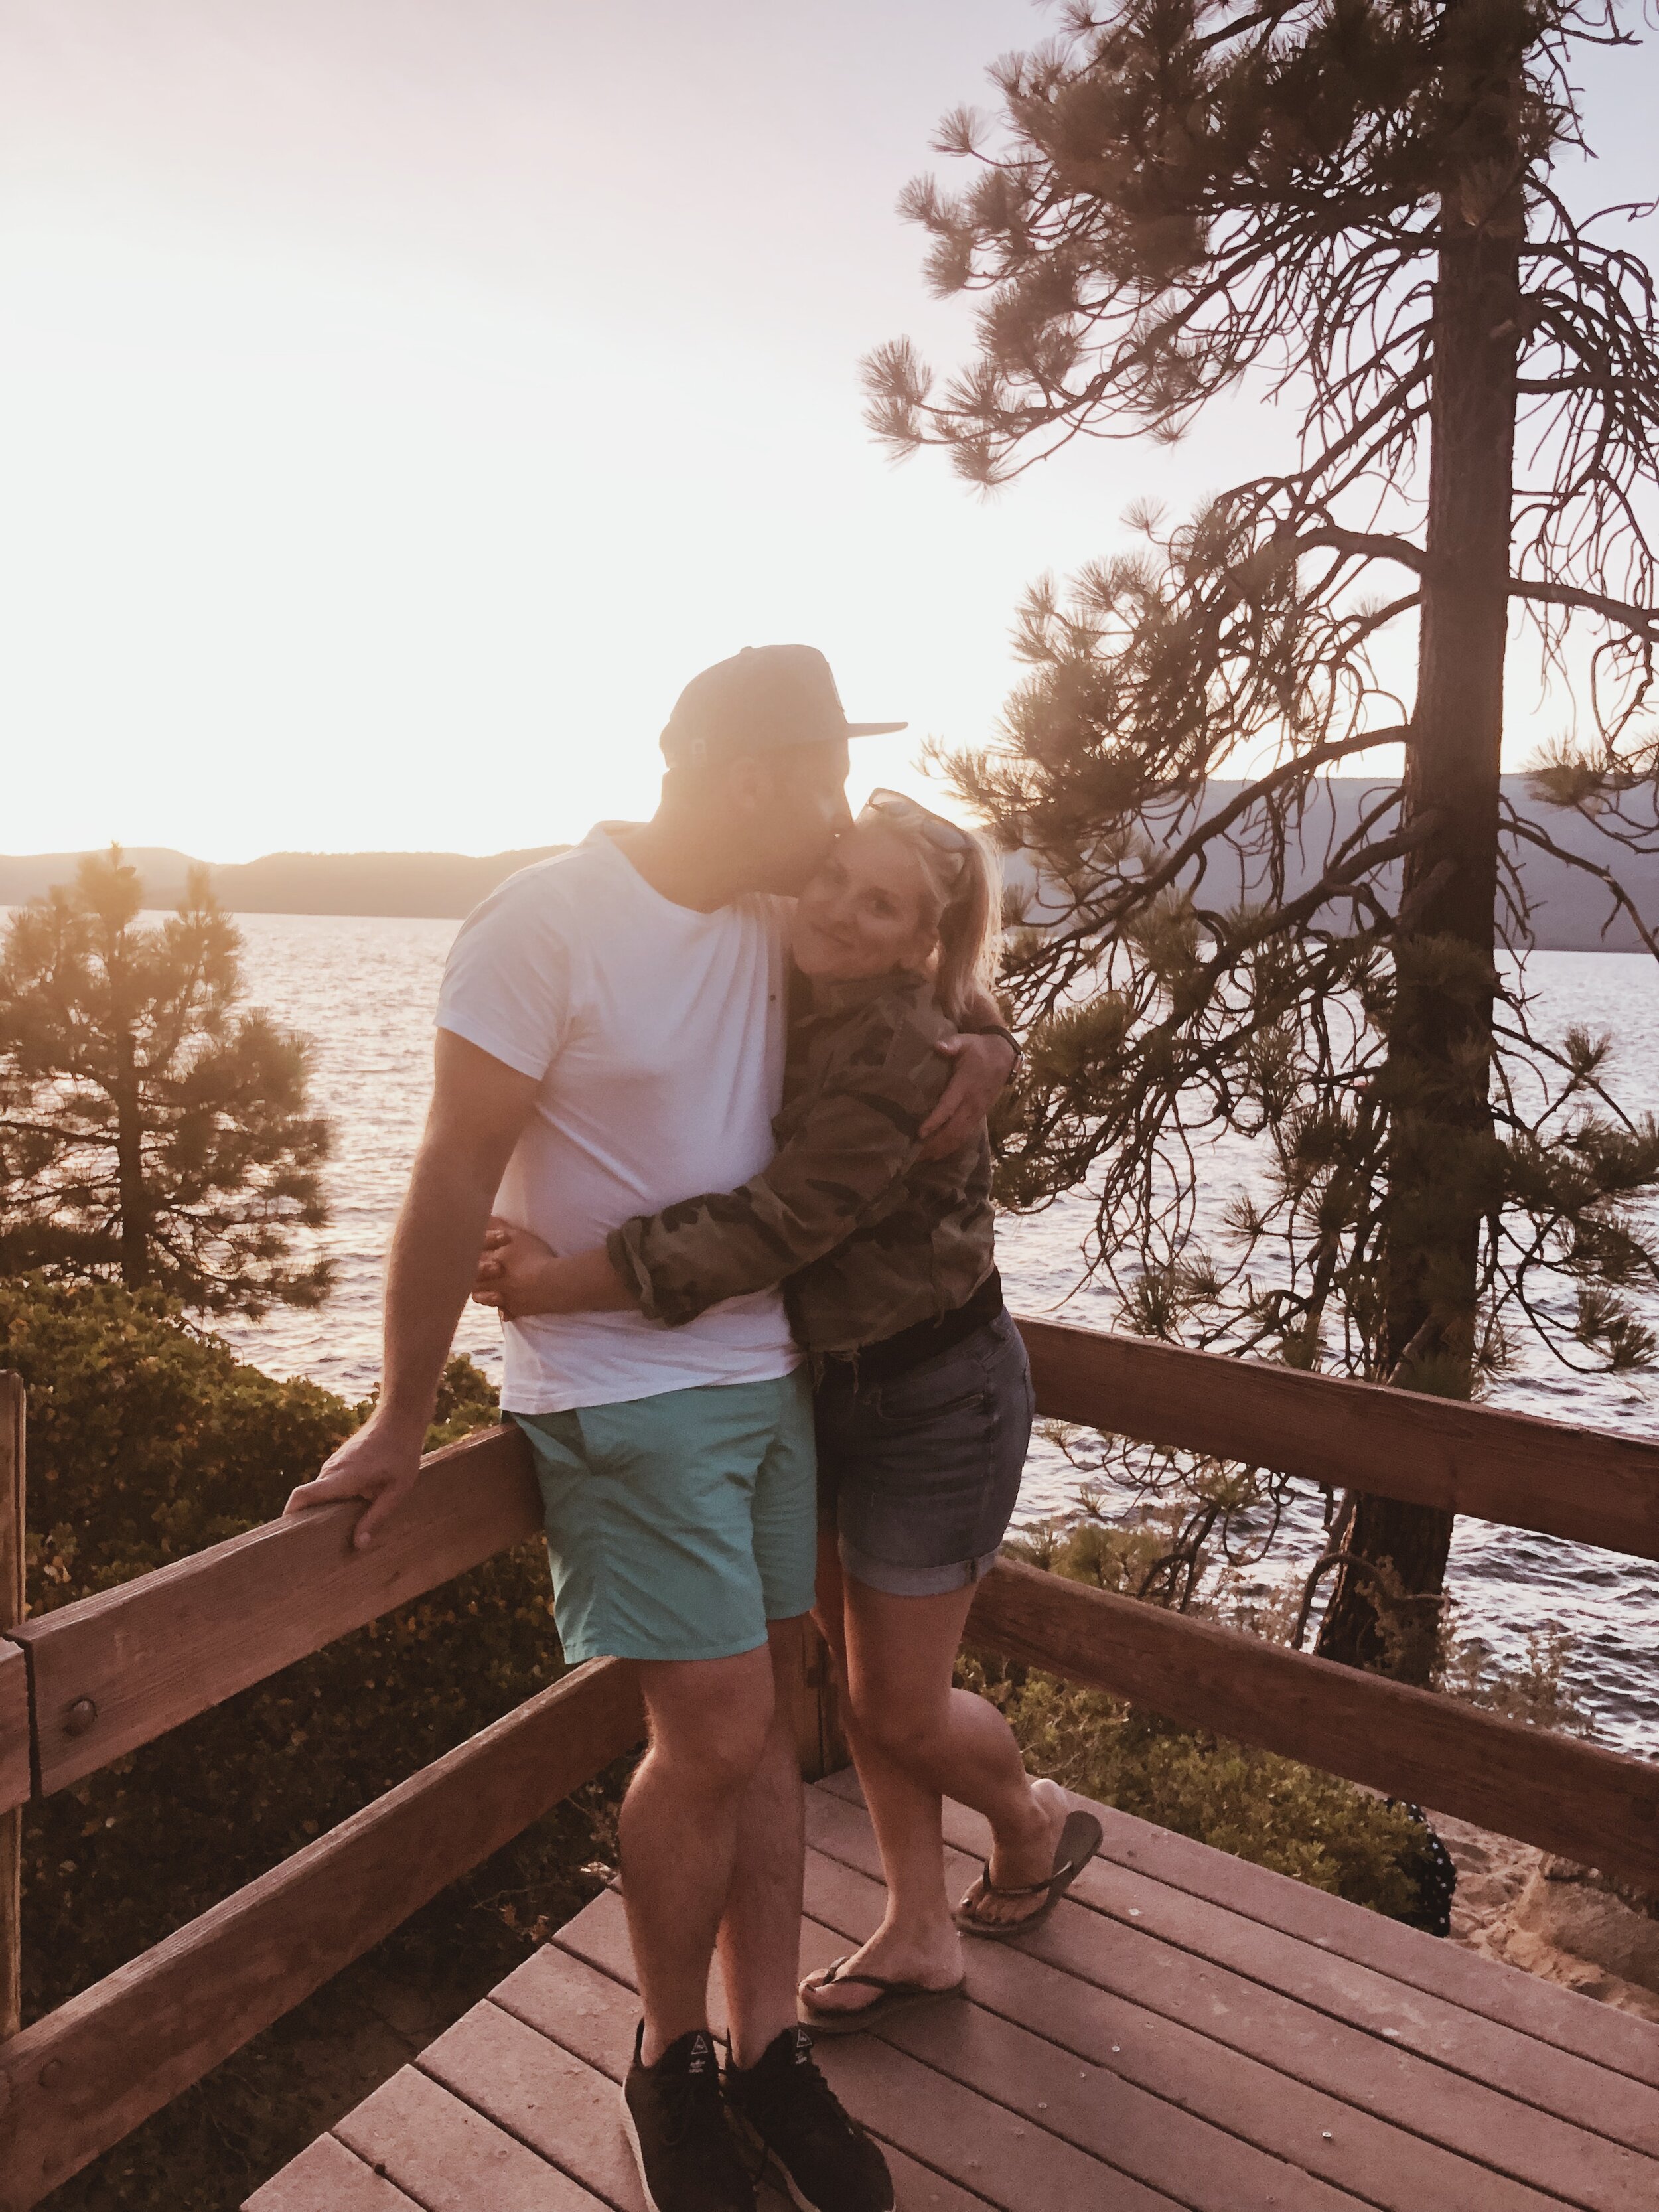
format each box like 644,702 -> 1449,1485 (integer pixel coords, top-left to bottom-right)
472,788 -> 1101,2031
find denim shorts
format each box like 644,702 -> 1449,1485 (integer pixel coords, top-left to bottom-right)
814,1309 -> 1034,1597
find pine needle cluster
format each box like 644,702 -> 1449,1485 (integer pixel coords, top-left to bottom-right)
0,848 -> 333,1316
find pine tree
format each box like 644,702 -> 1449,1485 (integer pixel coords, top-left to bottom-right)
869,0 -> 1659,1676
0,847 -> 333,1316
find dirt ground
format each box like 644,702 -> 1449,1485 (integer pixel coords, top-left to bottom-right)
1431,1809 -> 1659,2023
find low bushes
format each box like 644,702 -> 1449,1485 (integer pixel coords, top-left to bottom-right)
3,1277 -> 624,2210
960,1651 -> 1443,1923
983,1517 -> 1449,1927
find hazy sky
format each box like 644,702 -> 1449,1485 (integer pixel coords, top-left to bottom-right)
3,1 -> 1654,861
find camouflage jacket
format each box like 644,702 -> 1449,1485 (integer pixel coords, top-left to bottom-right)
605,968 -> 995,1356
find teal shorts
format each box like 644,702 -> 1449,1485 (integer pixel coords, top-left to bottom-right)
512,1369 -> 818,1665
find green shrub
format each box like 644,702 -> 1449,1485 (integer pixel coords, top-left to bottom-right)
3,1277 -> 624,2091
7,1276 -> 629,2207
960,1651 -> 1439,1921
987,1520 -> 1444,1925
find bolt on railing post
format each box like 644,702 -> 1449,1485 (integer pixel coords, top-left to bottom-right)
0,1372 -> 23,2040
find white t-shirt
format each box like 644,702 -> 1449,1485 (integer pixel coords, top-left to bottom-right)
435,828 -> 800,1412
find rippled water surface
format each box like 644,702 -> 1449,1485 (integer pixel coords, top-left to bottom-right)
216,915 -> 1659,1751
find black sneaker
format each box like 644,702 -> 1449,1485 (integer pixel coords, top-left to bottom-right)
621,2023 -> 757,2212
724,2026 -> 894,2212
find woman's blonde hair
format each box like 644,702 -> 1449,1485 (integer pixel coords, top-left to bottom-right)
853,798 -> 1003,1024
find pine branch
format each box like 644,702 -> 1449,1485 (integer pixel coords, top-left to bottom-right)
1286,528 -> 1425,571
1506,575 -> 1659,641
1504,812 -> 1659,958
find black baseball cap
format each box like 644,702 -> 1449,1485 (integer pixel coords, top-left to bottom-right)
660,644 -> 906,767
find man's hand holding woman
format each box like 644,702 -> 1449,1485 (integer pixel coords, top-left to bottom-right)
919,1030 -> 1017,1159
472,1218 -> 564,1317
472,1220 -> 633,1318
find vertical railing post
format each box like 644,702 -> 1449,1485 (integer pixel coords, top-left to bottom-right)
778,1615 -> 849,1783
0,1372 -> 23,2039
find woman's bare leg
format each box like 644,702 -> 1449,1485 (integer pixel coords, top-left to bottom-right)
812,1542 -> 955,1985
805,1566 -> 1068,2014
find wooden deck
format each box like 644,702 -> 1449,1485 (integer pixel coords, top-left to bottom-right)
248,1772 -> 1659,2211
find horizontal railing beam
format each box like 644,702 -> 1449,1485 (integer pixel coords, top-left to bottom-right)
1017,1316 -> 1659,1564
13,1321 -> 1656,1808
13,1423 -> 542,1795
0,1654 -> 645,2212
968,1557 -> 1659,1891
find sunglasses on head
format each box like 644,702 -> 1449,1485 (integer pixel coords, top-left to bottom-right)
857,788 -> 974,877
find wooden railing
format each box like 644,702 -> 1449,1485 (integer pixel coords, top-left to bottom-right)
1,1318 -> 1656,2208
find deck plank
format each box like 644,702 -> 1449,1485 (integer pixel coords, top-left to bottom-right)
804,1788 -> 1659,2209
814,2031 -> 1191,2211
417,1997 -> 658,2212
559,1884 -> 1362,2212
800,1828 -> 1567,2211
807,1782 -> 1659,2169
492,1939 -> 990,2211
551,1895 -> 1184,2210
790,1909 -> 1368,2212
333,2064 -> 609,2211
253,1777 -> 1659,2212
419,1992 -> 798,2210
242,2133 -> 420,2211
823,1765 -> 1659,2091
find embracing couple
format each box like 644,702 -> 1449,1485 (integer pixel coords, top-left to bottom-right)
287,646 -> 1100,2212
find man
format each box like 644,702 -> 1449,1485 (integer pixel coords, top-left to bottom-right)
285,644 -> 1013,2212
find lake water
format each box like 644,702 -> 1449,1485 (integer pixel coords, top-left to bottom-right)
211,912 -> 1659,1752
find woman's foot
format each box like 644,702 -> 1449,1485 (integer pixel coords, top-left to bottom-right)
958,1777 -> 1070,1932
798,1921 -> 965,2020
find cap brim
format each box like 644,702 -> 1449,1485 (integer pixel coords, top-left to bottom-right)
845,720 -> 908,737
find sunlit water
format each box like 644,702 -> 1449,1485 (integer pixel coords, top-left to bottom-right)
211,914 -> 1659,1751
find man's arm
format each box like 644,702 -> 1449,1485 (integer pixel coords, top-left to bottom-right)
917,1013 -> 1017,1160
283,1029 -> 538,1549
478,1022 -> 950,1328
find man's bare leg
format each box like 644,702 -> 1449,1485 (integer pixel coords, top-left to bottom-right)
717,1617 -> 810,2067
622,1641 -> 777,2063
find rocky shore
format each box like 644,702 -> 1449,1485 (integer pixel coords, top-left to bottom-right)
1434,1811 -> 1659,2022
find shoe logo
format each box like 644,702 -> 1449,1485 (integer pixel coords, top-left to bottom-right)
688,2034 -> 713,2076
792,2027 -> 812,2065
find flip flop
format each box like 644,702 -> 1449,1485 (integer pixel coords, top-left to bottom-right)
954,1806 -> 1104,1940
797,1956 -> 966,2037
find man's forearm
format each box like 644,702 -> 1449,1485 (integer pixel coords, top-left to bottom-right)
377,1142 -> 502,1434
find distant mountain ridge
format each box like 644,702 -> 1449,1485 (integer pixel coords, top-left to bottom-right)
0,846 -> 569,920
1194,776 -> 1659,954
5,779 -> 1657,946
997,774 -> 1659,954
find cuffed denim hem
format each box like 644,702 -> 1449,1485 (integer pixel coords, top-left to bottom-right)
838,1534 -> 1003,1598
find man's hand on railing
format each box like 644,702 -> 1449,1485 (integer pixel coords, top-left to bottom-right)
283,1410 -> 429,1551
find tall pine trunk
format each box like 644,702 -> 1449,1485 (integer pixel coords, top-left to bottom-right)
1317,145 -> 1522,1680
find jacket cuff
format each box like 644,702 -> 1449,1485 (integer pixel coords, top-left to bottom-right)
605,1223 -> 662,1321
